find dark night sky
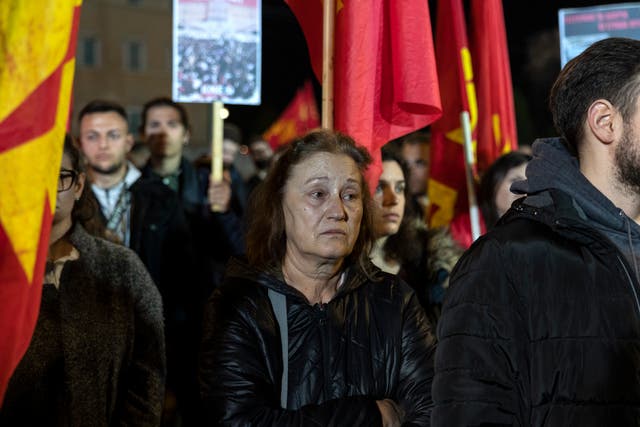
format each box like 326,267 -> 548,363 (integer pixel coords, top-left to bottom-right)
226,0 -> 626,146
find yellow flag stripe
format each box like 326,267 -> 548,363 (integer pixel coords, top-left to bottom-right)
0,1 -> 75,123
0,58 -> 75,283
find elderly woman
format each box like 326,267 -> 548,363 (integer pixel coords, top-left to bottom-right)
0,135 -> 165,426
199,129 -> 436,426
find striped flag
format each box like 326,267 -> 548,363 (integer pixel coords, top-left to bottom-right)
0,0 -> 82,404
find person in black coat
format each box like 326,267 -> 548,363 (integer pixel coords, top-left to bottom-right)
433,37 -> 640,426
76,100 -> 194,426
199,129 -> 436,426
139,96 -> 245,425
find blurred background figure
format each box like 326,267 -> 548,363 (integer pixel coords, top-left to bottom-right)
199,129 -> 436,426
0,135 -> 165,426
478,151 -> 531,231
392,129 -> 431,221
370,146 -> 463,325
247,133 -> 274,188
139,96 -> 244,426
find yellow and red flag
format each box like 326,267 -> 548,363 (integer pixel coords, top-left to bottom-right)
0,0 -> 82,404
263,79 -> 320,149
428,0 -> 479,248
470,0 -> 518,174
284,0 -> 442,189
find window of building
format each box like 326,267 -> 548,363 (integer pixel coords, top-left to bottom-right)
80,36 -> 101,67
123,40 -> 146,72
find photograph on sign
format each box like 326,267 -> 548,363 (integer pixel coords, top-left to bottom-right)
559,3 -> 640,67
172,0 -> 261,105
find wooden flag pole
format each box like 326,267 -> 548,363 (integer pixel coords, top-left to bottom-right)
321,0 -> 335,129
210,101 -> 228,212
461,111 -> 481,242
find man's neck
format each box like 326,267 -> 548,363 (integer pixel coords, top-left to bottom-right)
89,164 -> 128,189
150,155 -> 182,177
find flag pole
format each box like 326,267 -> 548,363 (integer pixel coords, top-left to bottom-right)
210,101 -> 227,212
461,111 -> 481,241
321,0 -> 335,129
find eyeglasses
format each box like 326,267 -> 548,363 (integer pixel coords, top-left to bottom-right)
58,169 -> 78,192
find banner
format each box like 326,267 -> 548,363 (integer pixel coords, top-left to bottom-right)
471,0 -> 518,174
173,0 -> 262,105
263,80 -> 320,148
285,0 -> 442,189
428,0 -> 478,247
0,0 -> 82,404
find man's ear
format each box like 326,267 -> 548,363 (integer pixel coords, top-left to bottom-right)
183,129 -> 191,145
587,100 -> 616,145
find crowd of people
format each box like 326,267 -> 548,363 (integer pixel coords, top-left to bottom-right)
3,37 -> 640,426
176,36 -> 258,102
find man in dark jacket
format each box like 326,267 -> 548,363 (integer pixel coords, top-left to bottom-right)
433,37 -> 640,426
139,96 -> 245,426
76,99 -> 194,426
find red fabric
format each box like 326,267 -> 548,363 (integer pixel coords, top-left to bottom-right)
285,0 -> 442,191
470,0 -> 518,174
428,0 -> 478,248
0,2 -> 81,405
262,80 -> 320,149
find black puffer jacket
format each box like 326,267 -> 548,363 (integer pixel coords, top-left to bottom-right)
199,257 -> 436,426
433,138 -> 640,426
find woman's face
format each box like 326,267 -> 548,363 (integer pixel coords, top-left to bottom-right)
282,152 -> 363,265
54,152 -> 85,225
372,160 -> 406,238
494,162 -> 527,217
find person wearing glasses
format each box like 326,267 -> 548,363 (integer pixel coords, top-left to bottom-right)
0,135 -> 166,426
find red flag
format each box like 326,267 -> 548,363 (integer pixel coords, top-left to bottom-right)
0,0 -> 82,404
428,0 -> 479,248
285,0 -> 442,190
263,80 -> 320,149
470,0 -> 518,174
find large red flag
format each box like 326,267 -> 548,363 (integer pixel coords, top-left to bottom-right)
0,0 -> 82,404
285,0 -> 442,189
263,80 -> 320,149
428,0 -> 479,248
470,0 -> 518,174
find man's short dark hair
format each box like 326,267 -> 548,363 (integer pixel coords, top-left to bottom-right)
140,96 -> 191,134
78,99 -> 128,125
550,37 -> 640,154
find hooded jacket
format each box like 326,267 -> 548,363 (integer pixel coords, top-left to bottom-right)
432,138 -> 640,426
199,257 -> 436,426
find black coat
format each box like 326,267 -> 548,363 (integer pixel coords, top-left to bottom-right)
199,258 -> 436,426
433,190 -> 640,426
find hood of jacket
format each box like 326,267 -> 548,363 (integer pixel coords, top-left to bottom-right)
511,137 -> 640,268
223,257 -> 382,303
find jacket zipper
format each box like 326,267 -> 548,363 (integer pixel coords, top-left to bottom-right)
316,303 -> 331,399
